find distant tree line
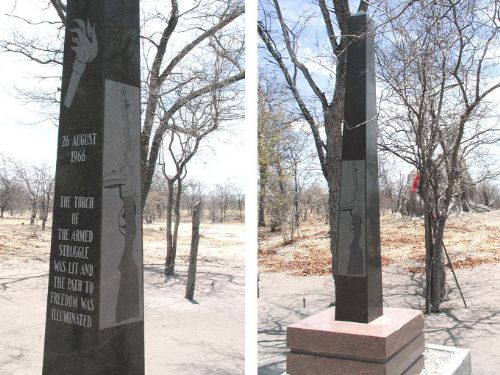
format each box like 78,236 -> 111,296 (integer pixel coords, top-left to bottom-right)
144,173 -> 244,225
378,154 -> 500,216
0,154 -> 54,230
258,75 -> 330,244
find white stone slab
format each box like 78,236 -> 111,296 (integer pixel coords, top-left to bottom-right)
419,344 -> 471,375
282,344 -> 471,375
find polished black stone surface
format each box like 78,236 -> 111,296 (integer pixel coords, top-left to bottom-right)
335,12 -> 383,324
42,1 -> 144,374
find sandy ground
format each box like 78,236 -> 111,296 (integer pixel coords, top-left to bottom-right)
258,266 -> 500,375
259,211 -> 500,275
0,217 -> 244,374
258,211 -> 500,374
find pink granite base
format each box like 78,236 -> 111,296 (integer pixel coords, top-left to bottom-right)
287,308 -> 424,375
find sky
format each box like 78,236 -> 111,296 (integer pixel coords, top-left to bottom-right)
2,1 -> 499,189
258,0 -> 500,183
0,0 -> 246,189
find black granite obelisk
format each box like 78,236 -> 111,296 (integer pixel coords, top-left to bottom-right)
42,1 -> 144,374
335,12 -> 383,323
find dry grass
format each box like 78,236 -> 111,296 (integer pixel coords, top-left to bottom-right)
259,211 -> 500,275
0,216 -> 244,268
141,221 -> 244,267
0,218 -> 51,261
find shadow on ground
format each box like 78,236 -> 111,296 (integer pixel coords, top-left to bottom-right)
258,264 -> 500,375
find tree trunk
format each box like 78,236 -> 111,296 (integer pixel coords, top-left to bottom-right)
293,165 -> 300,227
483,191 -> 489,206
185,201 -> 202,300
303,199 -> 309,222
258,165 -> 267,226
165,179 -> 183,276
462,198 -> 471,213
210,206 -> 216,223
423,200 -> 434,314
455,194 -> 462,214
41,202 -> 47,231
41,193 -> 51,231
422,167 -> 448,313
171,179 -> 182,274
164,180 -> 175,275
324,59 -> 346,279
30,198 -> 37,226
395,191 -> 402,214
430,215 -> 447,313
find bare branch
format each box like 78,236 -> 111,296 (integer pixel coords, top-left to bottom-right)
49,0 -> 66,25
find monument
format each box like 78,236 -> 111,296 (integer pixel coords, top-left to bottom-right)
286,12 -> 425,374
335,10 -> 383,324
42,1 -> 144,374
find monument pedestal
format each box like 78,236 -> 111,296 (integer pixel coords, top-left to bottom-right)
286,308 -> 425,375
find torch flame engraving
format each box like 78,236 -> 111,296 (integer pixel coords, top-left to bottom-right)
63,19 -> 98,108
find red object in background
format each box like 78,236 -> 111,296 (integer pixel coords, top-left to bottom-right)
411,173 -> 420,193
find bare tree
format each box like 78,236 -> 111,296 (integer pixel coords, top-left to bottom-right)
257,79 -> 273,227
476,181 -> 499,208
0,156 -> 30,217
159,89 -> 233,275
14,162 -> 54,230
280,128 -> 316,227
143,169 -> 168,223
377,0 -> 500,312
140,0 -> 245,207
1,1 -> 244,286
257,74 -> 297,227
258,0 -> 416,275
203,182 -> 242,223
378,154 -> 407,214
38,166 -> 55,230
0,155 -> 16,218
259,111 -> 317,243
214,182 -> 234,223
185,201 -> 202,301
234,184 -> 244,221
300,182 -> 327,222
0,0 -> 245,208
182,179 -> 205,215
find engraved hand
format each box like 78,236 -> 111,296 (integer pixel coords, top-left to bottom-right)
63,19 -> 98,108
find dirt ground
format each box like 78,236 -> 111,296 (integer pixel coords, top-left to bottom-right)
259,211 -> 500,275
258,211 -> 500,374
0,216 -> 245,375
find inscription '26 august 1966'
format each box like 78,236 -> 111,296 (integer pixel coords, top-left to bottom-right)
61,132 -> 98,163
